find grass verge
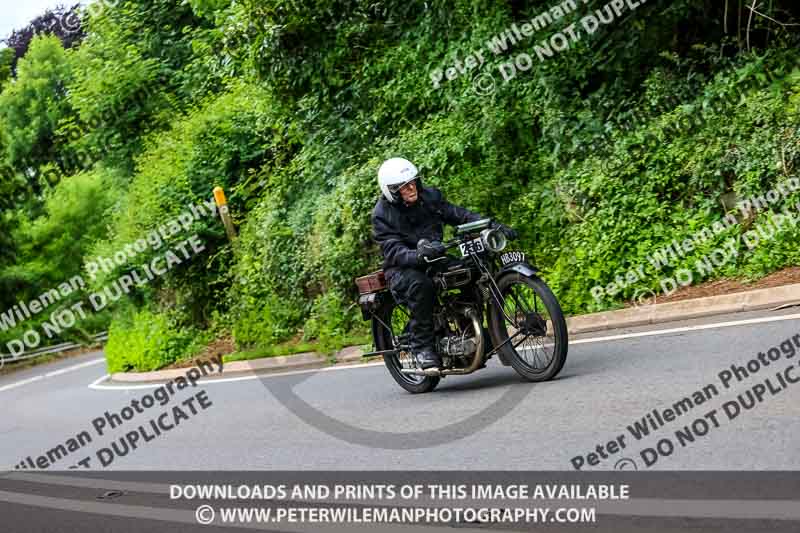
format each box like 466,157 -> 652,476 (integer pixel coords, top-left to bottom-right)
223,334 -> 373,364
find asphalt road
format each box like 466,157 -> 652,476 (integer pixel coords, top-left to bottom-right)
2,308 -> 800,471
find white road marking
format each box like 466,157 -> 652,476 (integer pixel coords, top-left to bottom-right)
88,362 -> 387,390
0,358 -> 105,394
2,312 -> 795,394
88,312 -> 800,391
570,312 -> 800,345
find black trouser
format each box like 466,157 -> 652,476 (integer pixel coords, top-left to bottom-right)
387,268 -> 436,353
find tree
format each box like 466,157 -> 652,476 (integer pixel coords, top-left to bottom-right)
2,3 -> 84,75
0,34 -> 73,193
0,47 -> 13,88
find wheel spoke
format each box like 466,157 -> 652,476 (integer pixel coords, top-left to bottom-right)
516,290 -> 531,315
492,329 -> 523,353
387,303 -> 425,384
512,334 -> 528,350
506,288 -> 525,322
499,280 -> 557,373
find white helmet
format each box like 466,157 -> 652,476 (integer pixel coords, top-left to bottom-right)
378,157 -> 419,203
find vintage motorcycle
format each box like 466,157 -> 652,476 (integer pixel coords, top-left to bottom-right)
355,218 -> 568,393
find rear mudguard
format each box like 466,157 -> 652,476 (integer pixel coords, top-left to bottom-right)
358,290 -> 391,321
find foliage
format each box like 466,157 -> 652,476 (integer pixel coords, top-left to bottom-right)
0,168 -> 120,343
2,168 -> 120,301
60,20 -> 169,172
230,294 -> 305,349
1,3 -> 84,74
104,306 -> 209,372
541,50 -> 800,313
0,35 -> 73,190
0,48 -> 13,88
88,81 -> 289,334
2,0 -> 800,369
188,0 -> 233,20
302,291 -> 364,353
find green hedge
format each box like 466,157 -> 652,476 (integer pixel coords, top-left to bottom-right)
105,307 -> 210,373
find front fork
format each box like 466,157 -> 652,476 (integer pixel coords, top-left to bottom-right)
477,262 -> 541,366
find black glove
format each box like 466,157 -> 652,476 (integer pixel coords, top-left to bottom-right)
493,221 -> 518,240
417,239 -> 446,264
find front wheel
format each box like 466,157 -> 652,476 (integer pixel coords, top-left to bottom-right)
372,296 -> 440,394
487,272 -> 568,382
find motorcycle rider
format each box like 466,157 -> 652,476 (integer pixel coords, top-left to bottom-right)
372,157 -> 517,371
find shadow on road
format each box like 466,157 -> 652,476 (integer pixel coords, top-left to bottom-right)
433,368 -> 577,394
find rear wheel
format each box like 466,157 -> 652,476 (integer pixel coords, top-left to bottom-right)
487,273 -> 568,382
372,295 -> 440,394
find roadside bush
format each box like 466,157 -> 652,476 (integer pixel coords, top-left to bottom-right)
543,53 -> 800,314
301,291 -> 362,353
4,168 -> 120,294
230,294 -> 305,350
0,168 -> 120,351
93,81 -> 287,336
105,307 -> 209,373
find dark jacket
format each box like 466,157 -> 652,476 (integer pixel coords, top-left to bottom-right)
372,185 -> 483,277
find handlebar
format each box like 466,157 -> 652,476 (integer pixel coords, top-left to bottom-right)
418,238 -> 457,264
419,236 -> 473,263
419,225 -> 510,263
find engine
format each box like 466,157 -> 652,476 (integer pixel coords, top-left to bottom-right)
432,303 -> 484,368
437,335 -> 478,358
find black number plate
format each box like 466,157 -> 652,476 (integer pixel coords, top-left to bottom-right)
459,237 -> 485,257
500,251 -> 525,266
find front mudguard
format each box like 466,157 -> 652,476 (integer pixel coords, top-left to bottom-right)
498,261 -> 538,278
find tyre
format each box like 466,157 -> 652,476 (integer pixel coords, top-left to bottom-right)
487,272 -> 568,382
372,296 -> 440,394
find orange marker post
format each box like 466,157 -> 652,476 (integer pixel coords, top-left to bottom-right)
213,186 -> 237,242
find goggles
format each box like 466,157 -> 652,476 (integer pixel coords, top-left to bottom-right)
388,178 -> 417,194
